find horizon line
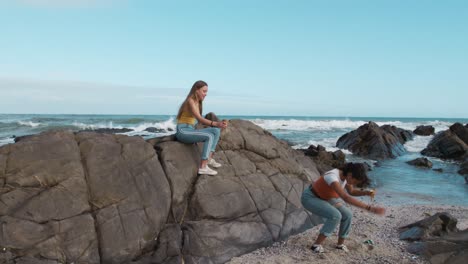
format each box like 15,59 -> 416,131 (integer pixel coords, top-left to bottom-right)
0,112 -> 467,121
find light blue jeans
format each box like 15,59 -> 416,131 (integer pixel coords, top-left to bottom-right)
175,123 -> 221,160
301,187 -> 352,238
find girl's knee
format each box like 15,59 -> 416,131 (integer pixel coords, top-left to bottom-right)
341,209 -> 353,221
330,211 -> 342,222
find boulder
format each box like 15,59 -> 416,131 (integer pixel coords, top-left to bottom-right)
336,122 -> 413,160
399,212 -> 458,241
402,213 -> 468,264
414,125 -> 435,136
406,157 -> 433,168
0,119 -> 323,264
450,123 -> 468,145
421,124 -> 468,160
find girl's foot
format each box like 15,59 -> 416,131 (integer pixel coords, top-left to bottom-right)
310,244 -> 324,253
208,158 -> 222,168
198,166 -> 217,175
336,244 -> 349,252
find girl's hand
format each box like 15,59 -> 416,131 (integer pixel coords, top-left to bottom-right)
215,121 -> 227,129
370,206 -> 386,215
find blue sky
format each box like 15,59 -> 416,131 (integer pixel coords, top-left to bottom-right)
0,0 -> 467,117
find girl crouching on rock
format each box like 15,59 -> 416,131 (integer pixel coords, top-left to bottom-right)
301,162 -> 386,253
175,80 -> 227,176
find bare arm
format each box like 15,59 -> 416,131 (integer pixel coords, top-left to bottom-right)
187,99 -> 227,128
345,184 -> 372,197
331,182 -> 385,215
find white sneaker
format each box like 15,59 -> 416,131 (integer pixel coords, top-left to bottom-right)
198,166 -> 217,175
336,244 -> 349,252
208,158 -> 222,168
310,244 -> 324,253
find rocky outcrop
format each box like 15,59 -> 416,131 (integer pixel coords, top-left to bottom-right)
0,120 -> 322,264
413,125 -> 435,136
336,122 -> 413,160
401,213 -> 467,264
301,144 -> 346,174
422,123 -> 468,160
406,158 -> 433,168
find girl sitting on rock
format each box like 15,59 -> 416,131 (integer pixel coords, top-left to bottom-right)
301,162 -> 386,253
175,80 -> 227,176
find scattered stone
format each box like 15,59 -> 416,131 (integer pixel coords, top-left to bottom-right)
406,158 -> 433,168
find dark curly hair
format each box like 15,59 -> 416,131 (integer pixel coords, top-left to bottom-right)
340,162 -> 370,187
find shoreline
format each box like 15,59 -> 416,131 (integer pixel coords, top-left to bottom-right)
227,204 -> 468,264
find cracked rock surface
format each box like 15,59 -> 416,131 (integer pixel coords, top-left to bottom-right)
1,120 -> 321,264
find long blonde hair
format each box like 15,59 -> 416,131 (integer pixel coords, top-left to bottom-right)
176,80 -> 207,120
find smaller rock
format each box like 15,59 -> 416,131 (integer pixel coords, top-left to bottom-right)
413,125 -> 435,136
304,145 -> 319,157
81,128 -> 133,134
433,168 -> 443,173
406,158 -> 433,168
145,127 -> 166,133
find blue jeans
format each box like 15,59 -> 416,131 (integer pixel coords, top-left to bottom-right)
301,187 -> 352,238
175,124 -> 221,160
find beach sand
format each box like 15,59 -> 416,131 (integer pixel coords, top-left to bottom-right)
227,205 -> 468,264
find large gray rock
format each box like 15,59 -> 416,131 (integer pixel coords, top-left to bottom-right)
336,122 -> 413,160
422,123 -> 468,160
0,120 -> 322,264
0,130 -> 171,264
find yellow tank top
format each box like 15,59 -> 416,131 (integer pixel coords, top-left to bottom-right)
178,111 -> 196,125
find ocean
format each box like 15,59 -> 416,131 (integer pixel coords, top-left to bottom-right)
1,114 -> 467,206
